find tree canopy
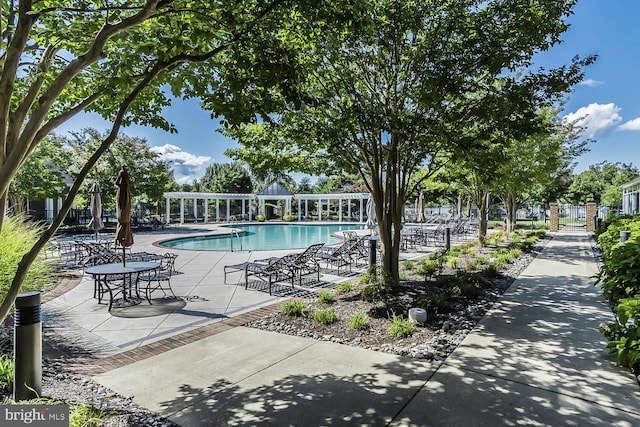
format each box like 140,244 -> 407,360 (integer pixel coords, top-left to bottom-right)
199,162 -> 253,194
0,0 -> 359,322
566,162 -> 640,207
222,0 -> 594,284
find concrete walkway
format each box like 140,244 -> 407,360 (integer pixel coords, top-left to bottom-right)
86,233 -> 640,426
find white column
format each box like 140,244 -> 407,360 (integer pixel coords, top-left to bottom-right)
226,200 -> 231,221
165,196 -> 170,223
180,198 -> 185,224
318,200 -> 322,221
242,199 -> 246,220
298,199 -> 302,221
45,199 -> 54,223
216,199 -> 220,221
305,200 -> 309,220
359,199 -> 364,222
204,198 -> 209,223
338,198 -> 343,222
193,197 -> 198,220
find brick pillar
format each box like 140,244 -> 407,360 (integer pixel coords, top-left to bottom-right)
586,202 -> 597,233
549,203 -> 559,232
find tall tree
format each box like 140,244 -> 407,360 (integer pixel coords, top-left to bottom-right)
8,134 -> 72,215
224,0 -> 593,284
566,162 -> 640,207
66,128 -> 175,211
200,162 -> 253,194
494,110 -> 588,233
0,0 -> 355,322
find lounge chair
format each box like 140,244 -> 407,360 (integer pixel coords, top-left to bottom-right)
244,256 -> 295,295
315,239 -> 360,274
284,243 -> 324,285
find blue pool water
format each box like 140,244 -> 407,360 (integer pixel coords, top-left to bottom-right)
159,224 -> 365,251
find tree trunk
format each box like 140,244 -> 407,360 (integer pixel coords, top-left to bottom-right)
503,193 -> 517,234
477,201 -> 488,246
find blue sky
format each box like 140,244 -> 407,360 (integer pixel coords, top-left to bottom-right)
57,0 -> 639,184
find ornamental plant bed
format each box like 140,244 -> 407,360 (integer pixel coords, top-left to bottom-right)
248,230 -> 548,360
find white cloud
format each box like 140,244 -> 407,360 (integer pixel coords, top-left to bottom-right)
562,102 -> 622,137
151,144 -> 212,184
618,117 -> 640,131
578,79 -> 604,87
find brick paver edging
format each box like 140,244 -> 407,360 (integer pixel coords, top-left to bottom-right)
56,302 -> 283,376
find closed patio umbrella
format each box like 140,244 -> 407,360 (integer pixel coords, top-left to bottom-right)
88,181 -> 104,240
416,192 -> 425,223
365,197 -> 376,234
115,167 -> 134,265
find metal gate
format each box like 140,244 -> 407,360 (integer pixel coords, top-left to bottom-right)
558,204 -> 587,232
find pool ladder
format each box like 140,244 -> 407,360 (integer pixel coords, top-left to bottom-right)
230,229 -> 242,251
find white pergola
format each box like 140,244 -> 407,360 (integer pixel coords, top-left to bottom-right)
163,191 -> 371,224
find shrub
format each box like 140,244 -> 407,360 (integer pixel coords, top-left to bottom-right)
464,258 -> 479,272
69,402 -> 112,427
0,216 -> 58,304
596,238 -> 640,304
0,353 -> 13,393
416,293 -> 447,314
360,266 -> 391,302
349,313 -> 370,330
475,256 -> 488,265
509,247 -> 522,259
314,308 -> 338,324
600,295 -> 640,373
317,291 -> 335,304
484,263 -> 502,277
336,283 -> 356,294
402,260 -> 415,271
361,283 -> 390,302
416,260 -> 438,282
446,256 -> 460,270
256,215 -> 265,222
389,315 -> 413,338
282,299 -> 307,317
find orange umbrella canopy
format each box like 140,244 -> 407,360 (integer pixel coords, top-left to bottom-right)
115,167 -> 134,248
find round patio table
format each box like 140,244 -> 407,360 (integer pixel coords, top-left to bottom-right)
85,261 -> 160,311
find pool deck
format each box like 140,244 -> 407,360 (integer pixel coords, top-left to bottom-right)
42,229 -> 640,426
44,222 -> 433,358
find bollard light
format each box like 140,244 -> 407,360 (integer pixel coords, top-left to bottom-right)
620,230 -> 631,246
445,227 -> 451,251
13,291 -> 42,401
368,236 -> 378,267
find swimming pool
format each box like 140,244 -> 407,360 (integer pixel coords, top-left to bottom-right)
159,224 -> 365,251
